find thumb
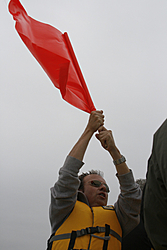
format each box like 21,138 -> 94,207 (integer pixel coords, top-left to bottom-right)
98,126 -> 107,133
95,133 -> 100,140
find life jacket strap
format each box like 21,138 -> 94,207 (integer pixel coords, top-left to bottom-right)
49,226 -> 122,244
103,224 -> 110,250
68,231 -> 77,250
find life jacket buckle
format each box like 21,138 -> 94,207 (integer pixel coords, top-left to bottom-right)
86,227 -> 91,234
86,226 -> 100,234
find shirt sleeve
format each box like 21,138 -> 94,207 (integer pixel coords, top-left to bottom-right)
49,155 -> 84,233
114,170 -> 142,237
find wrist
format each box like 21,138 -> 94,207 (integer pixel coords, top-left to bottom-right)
84,126 -> 96,136
113,155 -> 126,166
109,147 -> 121,160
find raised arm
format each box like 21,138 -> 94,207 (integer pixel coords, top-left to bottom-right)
50,110 -> 104,233
96,126 -> 141,236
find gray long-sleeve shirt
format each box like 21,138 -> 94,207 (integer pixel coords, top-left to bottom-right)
49,155 -> 142,237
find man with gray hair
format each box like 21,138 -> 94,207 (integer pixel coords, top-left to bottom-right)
47,110 -> 141,250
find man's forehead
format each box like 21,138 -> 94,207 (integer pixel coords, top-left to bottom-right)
84,174 -> 106,183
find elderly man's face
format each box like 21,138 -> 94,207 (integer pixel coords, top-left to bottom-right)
83,174 -> 108,207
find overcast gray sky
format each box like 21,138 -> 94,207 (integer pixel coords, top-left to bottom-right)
1,0 -> 167,249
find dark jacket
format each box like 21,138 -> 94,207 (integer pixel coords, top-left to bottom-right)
144,119 -> 167,250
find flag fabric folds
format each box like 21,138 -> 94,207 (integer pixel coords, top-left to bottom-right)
8,0 -> 96,113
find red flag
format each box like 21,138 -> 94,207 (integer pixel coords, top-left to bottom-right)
8,0 -> 96,113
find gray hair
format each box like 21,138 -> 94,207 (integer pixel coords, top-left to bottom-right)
136,178 -> 146,191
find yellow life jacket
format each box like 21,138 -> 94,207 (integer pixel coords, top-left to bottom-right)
48,200 -> 122,250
